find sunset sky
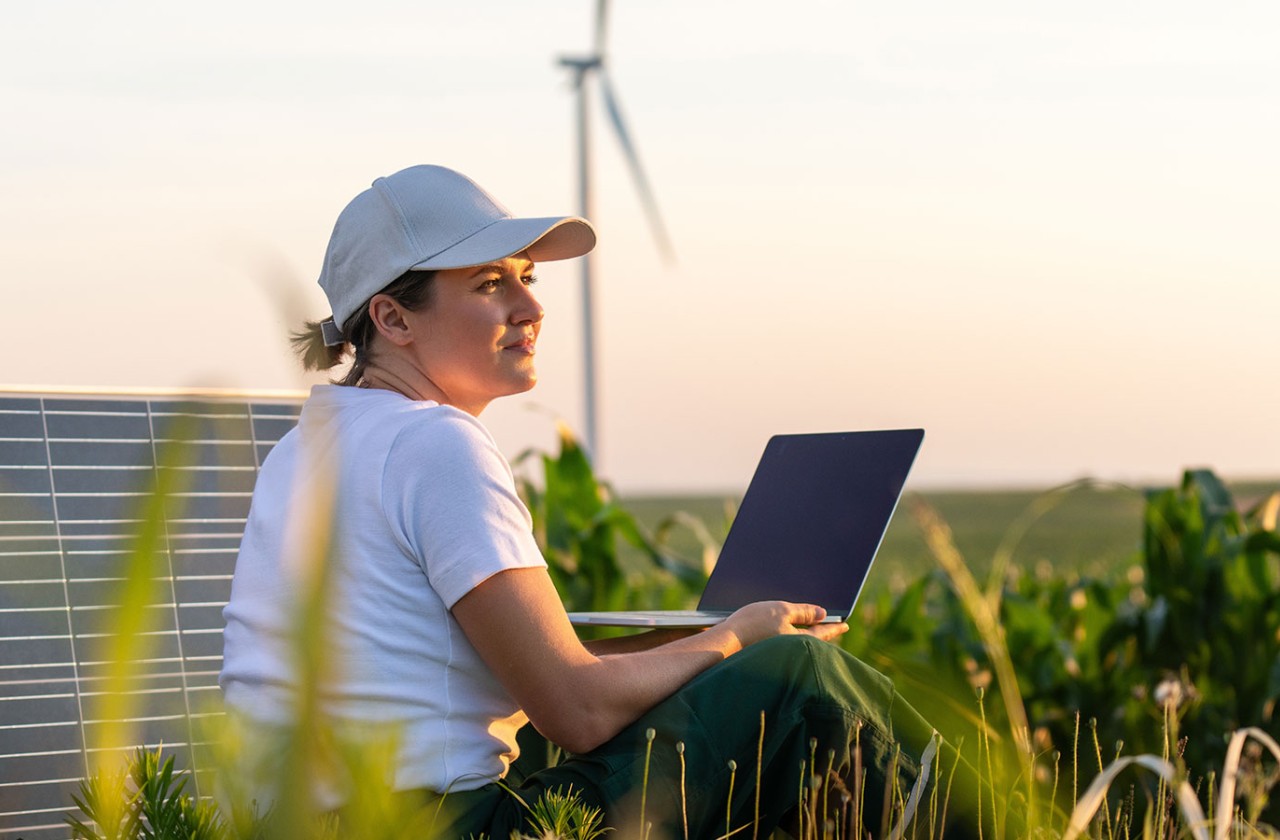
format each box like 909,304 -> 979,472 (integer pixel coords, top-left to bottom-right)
3,0 -> 1277,494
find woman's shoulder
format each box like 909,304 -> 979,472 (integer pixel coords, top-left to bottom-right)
394,402 -> 494,446
303,385 -> 507,475
309,385 -> 484,438
383,403 -> 508,478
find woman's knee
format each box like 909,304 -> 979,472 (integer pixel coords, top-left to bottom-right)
718,635 -> 827,695
739,636 -> 886,695
733,637 -> 914,747
737,633 -> 831,672
663,636 -> 904,756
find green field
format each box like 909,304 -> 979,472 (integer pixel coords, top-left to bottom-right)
622,478 -> 1280,599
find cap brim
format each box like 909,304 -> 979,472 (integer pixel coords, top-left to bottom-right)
411,216 -> 596,271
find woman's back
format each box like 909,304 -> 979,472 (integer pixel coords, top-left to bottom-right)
219,384 -> 544,792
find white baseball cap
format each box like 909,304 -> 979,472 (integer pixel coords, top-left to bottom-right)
317,165 -> 596,343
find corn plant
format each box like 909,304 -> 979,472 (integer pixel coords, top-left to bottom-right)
1099,470 -> 1280,764
847,470 -> 1280,829
514,423 -> 706,613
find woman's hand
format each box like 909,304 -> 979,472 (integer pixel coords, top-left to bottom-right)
720,600 -> 850,649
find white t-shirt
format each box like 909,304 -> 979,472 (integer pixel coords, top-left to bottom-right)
219,385 -> 547,793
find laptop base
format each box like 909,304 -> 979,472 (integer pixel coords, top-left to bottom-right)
567,610 -> 846,628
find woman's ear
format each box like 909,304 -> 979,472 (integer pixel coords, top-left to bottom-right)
367,294 -> 416,346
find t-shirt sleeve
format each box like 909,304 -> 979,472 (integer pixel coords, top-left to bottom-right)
382,408 -> 547,609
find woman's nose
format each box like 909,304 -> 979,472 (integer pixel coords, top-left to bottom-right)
512,284 -> 544,325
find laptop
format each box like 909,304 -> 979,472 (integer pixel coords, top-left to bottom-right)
567,428 -> 924,628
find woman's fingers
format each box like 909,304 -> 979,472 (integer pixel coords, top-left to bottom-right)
724,601 -> 850,647
801,620 -> 850,642
778,602 -> 849,641
779,602 -> 827,627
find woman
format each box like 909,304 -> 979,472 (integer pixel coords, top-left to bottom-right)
220,165 -> 957,839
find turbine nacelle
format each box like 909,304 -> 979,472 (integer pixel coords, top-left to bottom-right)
558,55 -> 604,75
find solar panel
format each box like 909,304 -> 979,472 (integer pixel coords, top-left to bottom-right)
0,391 -> 302,839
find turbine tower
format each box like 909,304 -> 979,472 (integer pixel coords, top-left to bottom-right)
558,0 -> 673,462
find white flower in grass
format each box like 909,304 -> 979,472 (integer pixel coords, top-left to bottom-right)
1154,675 -> 1192,710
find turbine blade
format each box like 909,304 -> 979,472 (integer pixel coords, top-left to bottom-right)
594,0 -> 610,59
599,72 -> 676,263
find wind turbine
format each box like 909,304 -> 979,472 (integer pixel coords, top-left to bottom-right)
558,0 -> 674,463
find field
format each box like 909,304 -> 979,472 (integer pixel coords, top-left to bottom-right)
55,450 -> 1280,839
607,475 -> 1280,836
623,478 -> 1280,597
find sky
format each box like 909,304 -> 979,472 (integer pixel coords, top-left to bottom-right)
3,0 -> 1278,495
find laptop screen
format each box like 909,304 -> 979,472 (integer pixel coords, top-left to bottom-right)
696,428 -> 923,615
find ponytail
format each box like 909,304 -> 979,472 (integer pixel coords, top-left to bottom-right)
291,321 -> 347,372
291,270 -> 437,388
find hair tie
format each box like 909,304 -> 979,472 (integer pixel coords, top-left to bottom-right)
320,318 -> 345,347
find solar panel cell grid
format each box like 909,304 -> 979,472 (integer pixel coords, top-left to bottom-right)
0,634 -> 73,669
166,519 -> 252,538
0,405 -> 43,433
0,604 -> 67,639
0,555 -> 60,586
49,440 -> 156,469
0,396 -> 42,411
0,392 -> 303,839
44,411 -> 152,440
0,465 -> 54,493
0,439 -> 49,467
177,585 -> 235,601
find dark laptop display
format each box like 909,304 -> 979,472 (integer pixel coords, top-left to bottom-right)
568,428 -> 924,627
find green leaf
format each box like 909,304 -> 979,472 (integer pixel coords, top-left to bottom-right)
1143,595 -> 1169,655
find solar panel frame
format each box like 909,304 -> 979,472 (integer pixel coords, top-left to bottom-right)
0,390 -> 302,840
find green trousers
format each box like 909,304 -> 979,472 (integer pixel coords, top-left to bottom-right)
418,636 -> 979,839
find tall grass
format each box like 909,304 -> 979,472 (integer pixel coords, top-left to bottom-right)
858,472 -> 1280,816
60,427 -> 1280,838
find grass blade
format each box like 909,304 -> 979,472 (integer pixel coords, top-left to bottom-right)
1062,754 -> 1208,840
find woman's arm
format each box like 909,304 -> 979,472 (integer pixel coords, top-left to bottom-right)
582,628 -> 698,655
450,567 -> 847,755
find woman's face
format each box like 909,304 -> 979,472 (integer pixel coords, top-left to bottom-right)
402,255 -> 544,415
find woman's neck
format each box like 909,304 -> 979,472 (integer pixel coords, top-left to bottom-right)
358,360 -> 488,416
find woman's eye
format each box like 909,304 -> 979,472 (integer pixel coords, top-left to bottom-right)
477,273 -> 535,292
